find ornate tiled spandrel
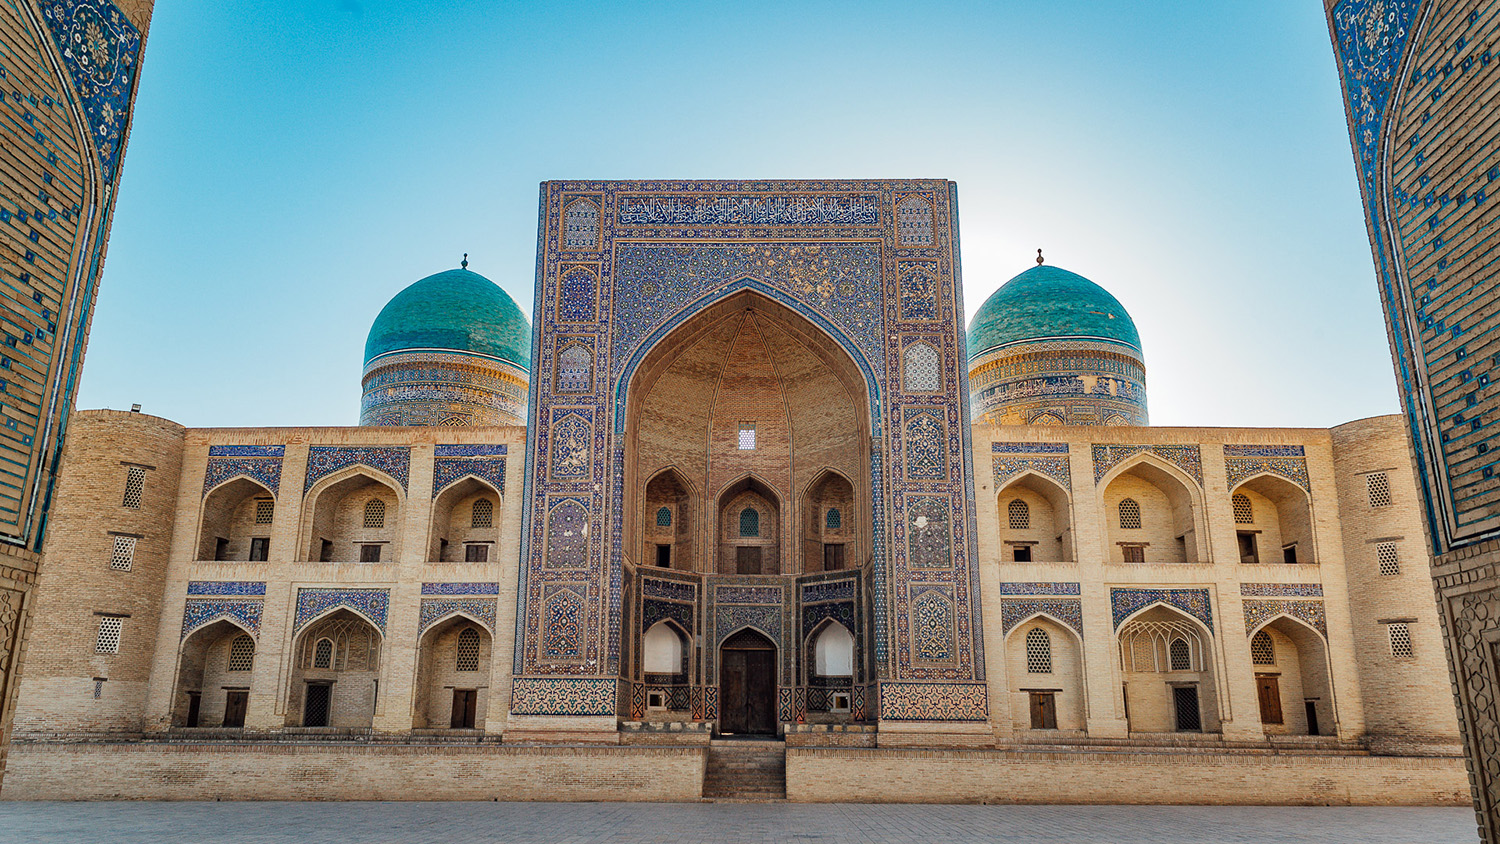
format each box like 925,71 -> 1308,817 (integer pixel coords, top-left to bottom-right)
514,181 -> 984,722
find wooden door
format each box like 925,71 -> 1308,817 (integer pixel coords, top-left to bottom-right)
451,689 -> 477,729
222,690 -> 248,728
1256,675 -> 1283,725
718,630 -> 777,735
1029,692 -> 1057,730
185,692 -> 201,728
304,683 -> 331,727
736,546 -> 761,574
745,650 -> 776,734
720,650 -> 749,733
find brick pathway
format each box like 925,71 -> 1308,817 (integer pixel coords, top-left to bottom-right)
0,802 -> 1477,843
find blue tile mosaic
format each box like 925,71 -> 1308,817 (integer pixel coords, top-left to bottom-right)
1093,444 -> 1203,486
434,444 -> 508,457
418,597 -> 496,634
208,445 -> 286,458
305,446 -> 410,492
420,582 -> 499,596
293,587 -> 390,633
716,585 -> 782,605
510,677 -> 616,716
1243,598 -> 1327,637
1110,587 -> 1213,631
432,454 -> 506,498
878,681 -> 987,722
186,581 -> 266,596
642,578 -> 696,603
995,582 -> 1081,596
714,603 -> 782,648
181,598 -> 262,639
801,579 -> 855,603
992,442 -> 1069,454
1241,583 -> 1323,598
39,0 -> 141,184
1223,445 -> 1311,492
643,598 -> 695,633
203,447 -> 284,497
999,598 -> 1083,637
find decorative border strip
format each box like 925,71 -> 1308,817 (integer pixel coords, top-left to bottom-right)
878,681 -> 989,722
1240,583 -> 1323,598
1224,445 -> 1305,458
1092,444 -> 1203,486
208,445 -> 285,458
187,581 -> 266,596
434,444 -> 508,457
642,578 -> 696,602
992,442 -> 1068,454
996,582 -> 1081,596
510,677 -> 616,716
421,582 -> 499,596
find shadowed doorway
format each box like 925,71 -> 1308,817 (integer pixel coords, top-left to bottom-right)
719,629 -> 777,735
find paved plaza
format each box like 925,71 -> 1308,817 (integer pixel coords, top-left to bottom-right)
0,802 -> 1477,844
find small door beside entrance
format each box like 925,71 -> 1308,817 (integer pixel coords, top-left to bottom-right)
1256,675 -> 1283,725
1028,691 -> 1057,730
1304,700 -> 1320,735
718,629 -> 777,735
304,683 -> 332,727
1172,685 -> 1202,732
223,690 -> 248,728
185,691 -> 202,728
451,689 -> 478,729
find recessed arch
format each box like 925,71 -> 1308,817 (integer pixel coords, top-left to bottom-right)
1117,604 -> 1220,734
428,475 -> 503,562
1230,473 -> 1316,565
173,618 -> 258,728
414,614 -> 493,729
717,473 -> 782,575
1249,614 -> 1336,736
299,467 -> 405,563
197,476 -> 277,562
1005,615 -> 1086,731
997,470 -> 1074,562
641,466 -> 698,571
801,467 -> 858,572
287,608 -> 384,728
1100,454 -> 1208,564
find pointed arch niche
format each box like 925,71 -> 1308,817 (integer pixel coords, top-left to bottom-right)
1230,475 -> 1315,565
997,472 -> 1073,563
1101,459 -> 1206,564
285,609 -> 383,728
620,290 -> 872,575
300,470 -> 403,563
414,615 -> 492,729
802,470 -> 856,573
642,469 -> 696,571
1250,616 -> 1334,736
173,619 -> 256,727
1005,616 -> 1085,731
1117,605 -> 1220,733
198,478 -> 275,562
428,477 -> 502,562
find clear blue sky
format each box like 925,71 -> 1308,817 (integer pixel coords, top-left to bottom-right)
78,0 -> 1391,430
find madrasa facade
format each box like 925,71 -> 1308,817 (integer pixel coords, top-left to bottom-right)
0,181 -> 1474,803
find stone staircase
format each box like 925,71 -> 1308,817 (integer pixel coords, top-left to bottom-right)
702,739 -> 786,801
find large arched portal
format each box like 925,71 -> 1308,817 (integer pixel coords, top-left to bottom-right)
719,628 -> 778,735
622,291 -> 873,574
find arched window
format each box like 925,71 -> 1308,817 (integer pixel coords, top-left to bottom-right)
471,498 -> 493,528
1251,630 -> 1275,665
739,507 -> 760,537
826,508 -> 841,531
313,638 -> 334,669
227,635 -> 255,672
656,507 -> 672,527
1232,494 -> 1253,525
813,623 -> 855,677
1169,638 -> 1191,671
1118,498 -> 1141,530
363,498 -> 386,529
1025,627 -> 1052,674
1008,499 -> 1030,530
455,628 -> 481,672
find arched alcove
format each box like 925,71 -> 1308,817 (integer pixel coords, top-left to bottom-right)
173,619 -> 255,728
414,616 -> 492,729
802,470 -> 856,572
718,476 -> 781,575
286,609 -> 383,727
719,627 -> 777,735
643,469 -> 695,571
301,470 -> 403,563
428,476 -> 502,562
996,472 -> 1073,563
1251,616 -> 1335,736
1232,475 -> 1315,565
198,478 -> 275,562
1101,459 -> 1205,564
1005,616 -> 1085,731
1117,605 -> 1220,733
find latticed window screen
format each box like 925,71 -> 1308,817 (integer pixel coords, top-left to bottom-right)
656,507 -> 672,527
1367,472 -> 1392,508
1008,499 -> 1030,531
1025,627 -> 1052,673
1388,623 -> 1415,659
456,628 -> 481,672
1251,631 -> 1275,665
363,498 -> 386,529
1377,542 -> 1400,576
739,508 -> 760,537
471,498 -> 493,528
738,422 -> 756,450
227,635 -> 255,672
254,499 -> 274,525
1118,498 -> 1141,530
122,466 -> 145,509
312,638 -> 334,669
95,617 -> 123,654
826,508 -> 841,531
1169,638 -> 1191,671
109,535 -> 136,571
1232,494 -> 1253,524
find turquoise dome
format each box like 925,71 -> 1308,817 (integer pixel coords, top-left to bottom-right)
364,268 -> 531,370
966,264 -> 1140,359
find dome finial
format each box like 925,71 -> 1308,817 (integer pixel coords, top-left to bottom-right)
1036,248 -> 1045,266
461,253 -> 469,270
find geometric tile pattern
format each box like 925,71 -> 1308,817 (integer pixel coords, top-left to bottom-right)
878,681 -> 988,721
996,582 -> 1081,596
305,446 -> 411,492
418,597 -> 497,635
1242,598 -> 1327,637
293,587 -> 390,633
420,582 -> 500,596
38,0 -> 142,184
1223,445 -> 1310,492
181,598 -> 263,639
203,445 -> 285,497
186,581 -> 267,596
1092,444 -> 1203,486
1240,583 -> 1323,598
1000,598 -> 1083,638
1110,587 -> 1213,631
992,442 -> 1071,493
509,677 -> 617,716
432,444 -> 507,498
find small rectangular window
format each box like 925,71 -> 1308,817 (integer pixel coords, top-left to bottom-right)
738,421 -> 756,450
823,543 -> 846,571
214,537 -> 230,562
109,535 -> 136,571
359,544 -> 382,563
1122,545 -> 1145,563
319,539 -> 334,562
655,544 -> 671,568
122,466 -> 146,509
1367,472 -> 1392,508
1282,544 -> 1298,565
254,499 -> 274,525
1237,531 -> 1258,564
1377,542 -> 1400,576
95,617 -> 123,654
464,543 -> 489,563
1388,622 -> 1415,659
249,537 -> 270,562
1012,545 -> 1032,563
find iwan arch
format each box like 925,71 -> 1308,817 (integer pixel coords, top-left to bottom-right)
0,181 -> 1471,804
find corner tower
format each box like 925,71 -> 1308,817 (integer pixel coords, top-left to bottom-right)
360,266 -> 532,426
966,260 -> 1146,425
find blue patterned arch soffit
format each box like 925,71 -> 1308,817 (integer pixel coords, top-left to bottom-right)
1110,588 -> 1214,632
39,0 -> 143,185
304,446 -> 411,494
1093,445 -> 1204,489
614,278 -> 882,434
293,587 -> 391,634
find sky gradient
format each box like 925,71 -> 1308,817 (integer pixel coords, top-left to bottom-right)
77,0 -> 1388,431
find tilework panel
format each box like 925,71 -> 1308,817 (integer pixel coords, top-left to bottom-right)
902,340 -> 941,392
643,598 -> 694,633
898,261 -> 939,322
1223,445 -> 1306,458
542,587 -> 586,661
418,597 -> 496,635
304,446 -> 410,492
509,677 -> 617,716
293,587 -> 390,633
642,578 -> 696,602
715,585 -> 782,604
434,444 -> 508,457
544,500 -> 588,569
420,582 -> 499,595
911,587 -> 955,662
39,0 -> 141,184
801,579 -> 855,603
969,340 -> 1148,428
360,351 -> 528,427
715,604 -> 782,649
992,442 -> 1069,454
1000,598 -> 1083,637
992,452 -> 1071,493
548,412 -> 591,480
431,454 -> 506,498
1092,444 -> 1203,486
905,495 -> 951,569
562,197 -> 600,250
1240,582 -> 1323,598
1242,598 -> 1327,637
903,409 -> 947,480
894,193 -> 934,246
995,582 -> 1081,596
557,266 -> 597,323
186,581 -> 266,597
203,448 -> 284,497
181,598 -> 262,639
615,193 -> 880,225
1223,445 -> 1311,492
878,681 -> 988,721
1110,587 -> 1213,631
801,600 -> 855,641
